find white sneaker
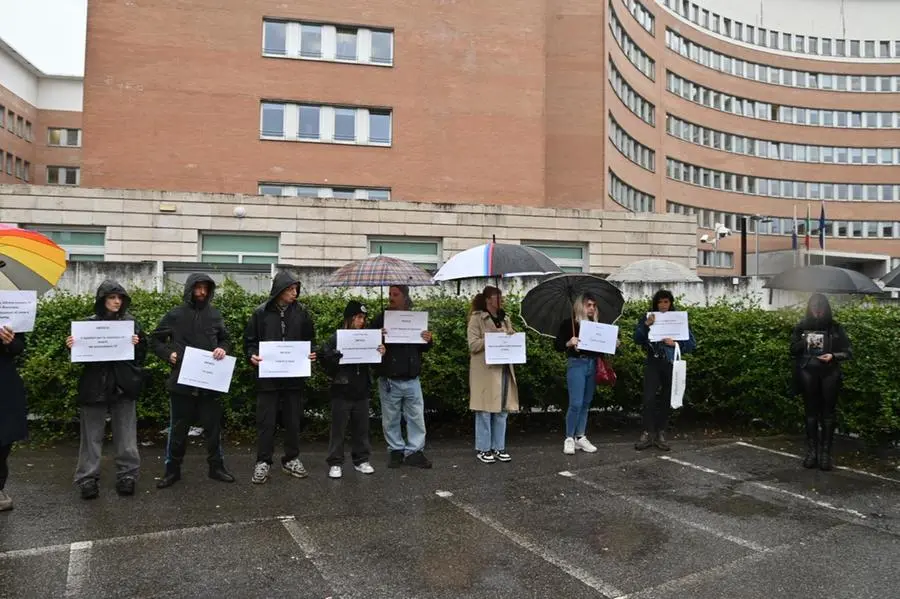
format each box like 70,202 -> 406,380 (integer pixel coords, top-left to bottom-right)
575,436 -> 598,453
251,461 -> 270,484
563,437 -> 576,455
328,466 -> 343,479
282,458 -> 309,479
354,462 -> 375,475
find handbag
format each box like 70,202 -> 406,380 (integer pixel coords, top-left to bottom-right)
670,344 -> 687,408
595,357 -> 617,386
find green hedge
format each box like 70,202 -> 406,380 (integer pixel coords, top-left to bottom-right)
18,281 -> 900,446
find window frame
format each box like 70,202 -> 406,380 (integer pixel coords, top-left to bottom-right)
200,233 -> 280,265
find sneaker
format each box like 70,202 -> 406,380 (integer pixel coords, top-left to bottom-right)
476,451 -> 496,464
388,450 -> 404,469
654,431 -> 672,452
282,458 -> 309,479
575,436 -> 598,453
563,437 -> 576,455
80,479 -> 99,500
251,461 -> 270,484
328,466 -> 343,479
354,462 -> 375,475
635,431 -> 654,451
493,450 -> 512,462
404,451 -> 433,469
0,490 -> 12,511
115,476 -> 136,496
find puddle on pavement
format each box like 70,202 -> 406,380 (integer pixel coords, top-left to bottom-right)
588,516 -> 669,560
675,488 -> 787,518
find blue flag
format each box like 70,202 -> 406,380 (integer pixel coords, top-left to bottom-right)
818,202 -> 826,249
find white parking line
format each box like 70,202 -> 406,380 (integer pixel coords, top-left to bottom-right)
557,471 -> 768,552
734,441 -> 900,484
64,541 -> 92,598
282,519 -> 357,599
659,456 -> 868,519
435,490 -> 625,598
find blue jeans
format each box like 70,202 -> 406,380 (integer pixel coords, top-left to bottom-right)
474,411 -> 508,452
378,377 -> 426,455
565,357 -> 596,438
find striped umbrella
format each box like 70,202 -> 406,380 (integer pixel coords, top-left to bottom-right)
0,225 -> 67,294
322,255 -> 435,288
432,242 -> 561,282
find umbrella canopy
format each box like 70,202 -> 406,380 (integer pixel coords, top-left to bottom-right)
879,263 -> 900,289
763,265 -> 882,295
321,255 -> 435,288
521,273 -> 624,337
0,225 -> 67,295
432,243 -> 561,282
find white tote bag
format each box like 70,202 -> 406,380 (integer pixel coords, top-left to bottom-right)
670,343 -> 687,409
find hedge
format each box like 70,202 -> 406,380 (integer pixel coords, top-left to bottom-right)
16,280 -> 900,446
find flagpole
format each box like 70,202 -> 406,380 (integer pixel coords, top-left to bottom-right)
792,204 -> 798,267
821,200 -> 827,266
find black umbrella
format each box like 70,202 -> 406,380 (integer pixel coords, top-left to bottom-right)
763,265 -> 882,295
520,273 -> 624,337
879,263 -> 900,289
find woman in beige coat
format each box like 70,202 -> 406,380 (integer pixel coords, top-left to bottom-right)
467,286 -> 519,464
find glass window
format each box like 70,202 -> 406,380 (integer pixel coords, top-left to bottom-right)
880,41 -> 891,57
66,129 -> 80,146
298,105 -> 320,139
866,149 -> 878,164
65,168 -> 78,185
523,244 -> 586,272
332,187 -> 356,200
852,222 -> 863,237
263,21 -> 286,55
260,103 -> 284,137
851,148 -> 862,164
201,234 -> 279,264
300,24 -> 322,57
335,28 -> 357,60
823,38 -> 832,55
368,110 -> 392,144
880,149 -> 893,164
334,108 -> 356,141
836,39 -> 846,55
258,185 -> 285,196
809,36 -> 818,54
865,40 -> 875,57
366,189 -> 391,201
371,30 -> 393,64
368,238 -> 441,269
48,128 -> 62,145
29,228 -> 105,261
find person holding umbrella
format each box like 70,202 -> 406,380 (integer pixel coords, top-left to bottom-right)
790,294 -> 852,471
467,286 -> 519,463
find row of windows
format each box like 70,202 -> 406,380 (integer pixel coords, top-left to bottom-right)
667,29 -> 900,93
48,128 -> 81,147
620,0 -> 654,35
662,0 -> 900,60
698,249 -> 734,269
667,71 -> 900,129
608,115 -> 655,171
608,58 -> 656,126
2,151 -> 29,181
1,106 -> 32,142
608,170 -> 655,212
666,115 -> 900,165
260,102 -> 391,146
258,184 -> 390,201
262,20 -> 393,66
668,201 -> 900,240
666,157 -> 900,202
608,2 -> 655,80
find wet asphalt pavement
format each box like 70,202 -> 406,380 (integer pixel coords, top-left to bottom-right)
1,432 -> 898,599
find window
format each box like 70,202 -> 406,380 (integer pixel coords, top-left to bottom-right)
334,108 -> 356,141
610,59 -> 655,126
368,110 -> 391,144
368,238 -> 441,270
4,152 -> 10,175
47,166 -> 80,185
15,116 -> 23,137
24,121 -> 32,141
609,170 -> 655,211
0,105 -> 3,128
258,184 -> 390,200
523,243 -> 586,273
335,28 -> 357,60
300,24 -> 322,57
6,110 -> 12,132
201,233 -> 279,264
263,19 -> 392,66
262,103 -> 390,145
263,21 -> 286,55
29,228 -> 105,262
698,250 -> 733,269
298,105 -> 320,139
47,128 -> 82,147
22,161 -> 29,182
865,40 -> 876,57
14,157 -> 23,179
260,103 -> 284,137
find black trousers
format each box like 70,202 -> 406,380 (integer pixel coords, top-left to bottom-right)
255,389 -> 303,465
800,368 -> 840,421
0,443 -> 11,490
642,358 -> 673,433
165,392 -> 224,470
327,388 -> 371,467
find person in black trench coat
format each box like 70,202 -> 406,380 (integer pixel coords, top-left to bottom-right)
0,324 -> 27,511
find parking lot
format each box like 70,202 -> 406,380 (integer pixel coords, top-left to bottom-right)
1,435 -> 898,598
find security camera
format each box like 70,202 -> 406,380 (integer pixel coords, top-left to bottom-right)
700,234 -> 710,243
715,226 -> 731,238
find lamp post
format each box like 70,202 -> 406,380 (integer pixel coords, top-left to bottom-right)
749,214 -> 773,276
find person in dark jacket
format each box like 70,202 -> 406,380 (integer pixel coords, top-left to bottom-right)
243,271 -> 317,484
633,289 -> 696,451
150,273 -> 234,488
370,285 -> 434,469
65,281 -> 147,499
790,294 -> 852,471
319,300 -> 385,478
0,324 -> 27,512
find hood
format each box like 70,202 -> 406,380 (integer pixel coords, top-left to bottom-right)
183,273 -> 217,305
801,293 -> 834,329
94,279 -> 131,318
266,271 -> 300,308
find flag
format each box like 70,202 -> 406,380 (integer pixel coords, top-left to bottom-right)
804,204 -> 811,250
791,205 -> 798,250
818,201 -> 826,249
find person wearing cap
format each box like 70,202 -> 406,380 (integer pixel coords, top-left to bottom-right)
319,300 -> 385,479
243,271 -> 317,484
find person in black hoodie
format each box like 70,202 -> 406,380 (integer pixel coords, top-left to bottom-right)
319,300 -> 385,479
243,271 -> 316,484
151,273 -> 234,488
790,293 -> 852,471
66,280 -> 147,499
0,324 -> 26,512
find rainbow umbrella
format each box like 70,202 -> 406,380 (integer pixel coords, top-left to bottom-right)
0,225 -> 67,294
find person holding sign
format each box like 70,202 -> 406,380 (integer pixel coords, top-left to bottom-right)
633,290 -> 696,451
151,274 -> 235,488
790,294 -> 852,471
318,300 -> 386,478
65,281 -> 147,500
467,286 -> 519,464
0,324 -> 26,512
243,271 -> 317,484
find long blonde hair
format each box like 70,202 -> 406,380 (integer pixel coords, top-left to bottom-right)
573,293 -> 598,323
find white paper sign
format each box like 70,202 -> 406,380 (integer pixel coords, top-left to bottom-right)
259,341 -> 311,378
648,311 -> 690,342
383,310 -> 429,344
70,320 -> 135,363
177,346 -> 237,393
484,332 -> 527,365
576,321 -> 619,355
0,290 -> 37,333
337,329 -> 383,365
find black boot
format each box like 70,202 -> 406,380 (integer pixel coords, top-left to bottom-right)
819,419 -> 836,471
802,417 -> 819,469
634,431 -> 653,450
209,464 -> 235,483
156,467 -> 181,489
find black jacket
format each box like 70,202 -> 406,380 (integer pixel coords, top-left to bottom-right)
150,273 -> 231,394
0,332 -> 27,446
74,280 -> 148,405
554,318 -> 602,359
790,318 -> 852,372
318,332 -> 372,396
370,311 -> 432,380
243,271 -> 316,391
